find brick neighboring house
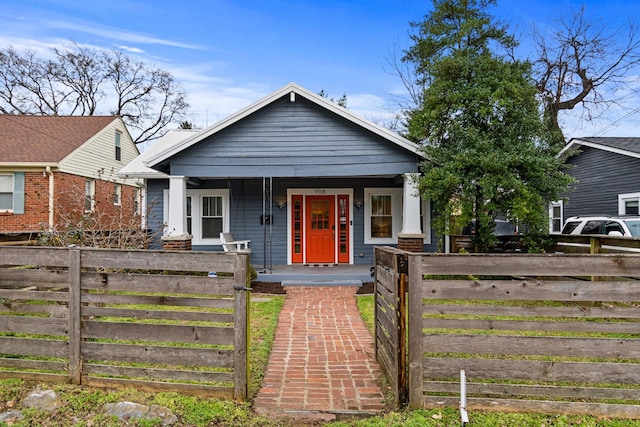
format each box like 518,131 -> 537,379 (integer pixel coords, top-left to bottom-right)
0,115 -> 141,243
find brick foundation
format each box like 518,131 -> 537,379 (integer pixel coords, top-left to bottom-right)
161,235 -> 192,251
397,234 -> 425,252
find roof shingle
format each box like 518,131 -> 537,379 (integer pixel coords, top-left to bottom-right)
0,115 -> 117,163
576,137 -> 640,155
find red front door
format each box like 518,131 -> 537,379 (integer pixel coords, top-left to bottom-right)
306,196 -> 335,263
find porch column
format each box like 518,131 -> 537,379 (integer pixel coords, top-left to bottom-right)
398,173 -> 424,252
161,175 -> 192,251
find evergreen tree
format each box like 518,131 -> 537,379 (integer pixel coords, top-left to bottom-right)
403,0 -> 573,251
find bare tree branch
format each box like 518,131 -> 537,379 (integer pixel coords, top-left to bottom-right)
0,45 -> 189,144
0,47 -> 73,114
53,44 -> 107,115
384,45 -> 424,110
534,7 -> 640,138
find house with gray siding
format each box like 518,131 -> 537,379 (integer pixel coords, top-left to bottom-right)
120,83 -> 434,267
553,137 -> 640,231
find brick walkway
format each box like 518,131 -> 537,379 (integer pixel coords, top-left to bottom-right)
254,286 -> 386,421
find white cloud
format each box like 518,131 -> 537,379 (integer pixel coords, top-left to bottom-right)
347,93 -> 402,128
46,19 -> 204,50
115,45 -> 145,54
0,35 -> 61,56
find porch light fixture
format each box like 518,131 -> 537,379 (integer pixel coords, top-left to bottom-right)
278,201 -> 286,209
354,201 -> 362,209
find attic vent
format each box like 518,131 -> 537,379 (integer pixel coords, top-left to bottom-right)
290,92 -> 295,103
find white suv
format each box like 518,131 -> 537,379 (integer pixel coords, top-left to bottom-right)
561,216 -> 640,237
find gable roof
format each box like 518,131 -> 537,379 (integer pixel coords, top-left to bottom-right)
119,129 -> 199,178
0,115 -> 118,164
561,137 -> 640,160
141,82 -> 422,169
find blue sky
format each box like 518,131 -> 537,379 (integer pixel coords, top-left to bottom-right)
1,0 -> 640,139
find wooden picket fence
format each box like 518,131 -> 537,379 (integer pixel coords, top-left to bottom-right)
374,246 -> 640,419
0,246 -> 250,400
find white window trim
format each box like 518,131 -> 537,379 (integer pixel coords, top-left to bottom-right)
421,199 -> 432,244
549,200 -> 564,233
115,130 -> 122,161
163,188 -> 229,245
0,173 -> 14,212
113,184 -> 122,206
618,192 -> 640,216
84,179 -> 95,212
364,187 -> 403,245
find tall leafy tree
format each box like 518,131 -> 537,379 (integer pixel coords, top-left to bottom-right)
403,0 -> 573,251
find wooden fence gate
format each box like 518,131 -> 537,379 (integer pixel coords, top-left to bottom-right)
0,246 -> 251,400
374,246 -> 640,419
372,246 -> 408,405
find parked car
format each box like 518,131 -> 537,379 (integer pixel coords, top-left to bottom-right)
561,216 -> 640,237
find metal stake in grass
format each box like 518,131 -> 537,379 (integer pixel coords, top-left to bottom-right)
460,370 -> 469,426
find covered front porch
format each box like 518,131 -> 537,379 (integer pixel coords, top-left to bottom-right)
161,174 -> 428,266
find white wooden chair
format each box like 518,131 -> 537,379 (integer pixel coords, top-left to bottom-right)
220,232 -> 250,252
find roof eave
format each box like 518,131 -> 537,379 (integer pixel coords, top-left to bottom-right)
561,137 -> 640,159
0,162 -> 59,170
117,169 -> 169,180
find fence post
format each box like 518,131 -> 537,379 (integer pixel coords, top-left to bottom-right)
68,248 -> 82,385
407,253 -> 423,408
233,253 -> 249,401
397,253 -> 408,406
373,247 -> 380,357
589,237 -> 606,306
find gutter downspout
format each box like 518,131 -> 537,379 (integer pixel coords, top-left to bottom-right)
136,179 -> 147,231
45,166 -> 54,231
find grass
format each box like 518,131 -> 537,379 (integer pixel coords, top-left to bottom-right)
356,294 -> 375,334
2,293 -> 640,426
248,293 -> 284,397
3,378 -> 639,426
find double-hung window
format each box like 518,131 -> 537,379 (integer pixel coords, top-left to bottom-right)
115,131 -> 122,161
619,193 -> 640,215
364,188 -> 402,244
201,196 -> 224,239
549,201 -> 563,233
364,187 -> 431,245
186,196 -> 192,235
0,174 -> 13,211
113,184 -> 122,205
0,173 -> 24,213
371,195 -> 392,238
163,189 -> 229,245
84,179 -> 95,212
